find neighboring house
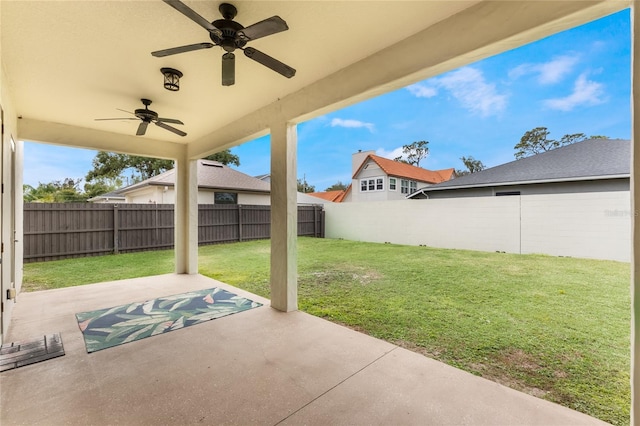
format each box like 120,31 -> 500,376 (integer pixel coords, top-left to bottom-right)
325,139 -> 631,262
88,191 -> 126,204
90,160 -> 326,205
307,190 -> 347,203
316,150 -> 454,203
408,138 -> 630,199
254,173 -> 271,183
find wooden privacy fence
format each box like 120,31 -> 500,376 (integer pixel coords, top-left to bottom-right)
23,203 -> 324,263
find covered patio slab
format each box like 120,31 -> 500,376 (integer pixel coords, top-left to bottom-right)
1,274 -> 606,425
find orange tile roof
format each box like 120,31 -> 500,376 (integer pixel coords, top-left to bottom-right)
355,154 -> 454,184
334,185 -> 350,202
435,168 -> 455,181
308,190 -> 345,202
308,185 -> 351,203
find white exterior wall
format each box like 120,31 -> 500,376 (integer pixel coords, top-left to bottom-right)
238,192 -> 270,205
326,198 -> 520,253
325,192 -> 630,262
123,186 -> 270,205
125,186 -> 165,204
521,191 -> 630,261
0,35 -> 23,340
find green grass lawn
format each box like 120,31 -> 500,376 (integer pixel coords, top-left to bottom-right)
23,237 -> 630,424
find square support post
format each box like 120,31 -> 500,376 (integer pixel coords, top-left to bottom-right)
174,153 -> 199,274
270,121 -> 298,312
632,3 -> 639,423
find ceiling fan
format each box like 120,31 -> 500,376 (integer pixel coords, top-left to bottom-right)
152,0 -> 296,86
95,99 -> 187,137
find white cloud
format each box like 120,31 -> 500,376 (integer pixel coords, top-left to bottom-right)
433,67 -> 507,117
509,54 -> 579,84
543,73 -> 605,111
376,147 -> 404,160
330,118 -> 375,132
406,83 -> 438,98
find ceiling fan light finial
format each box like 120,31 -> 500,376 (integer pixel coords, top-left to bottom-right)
219,3 -> 238,20
161,68 -> 183,91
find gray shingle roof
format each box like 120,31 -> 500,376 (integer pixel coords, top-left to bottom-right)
87,190 -> 126,202
116,160 -> 270,194
417,138 -> 630,192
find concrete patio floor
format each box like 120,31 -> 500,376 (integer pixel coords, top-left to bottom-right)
1,274 -> 607,425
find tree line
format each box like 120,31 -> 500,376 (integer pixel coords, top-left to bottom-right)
24,127 -> 609,201
24,150 -> 239,203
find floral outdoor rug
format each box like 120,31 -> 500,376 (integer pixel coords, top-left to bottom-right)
75,287 -> 262,353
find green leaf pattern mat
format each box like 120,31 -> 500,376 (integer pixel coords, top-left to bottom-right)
76,287 -> 262,353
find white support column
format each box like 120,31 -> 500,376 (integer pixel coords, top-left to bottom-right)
174,152 -> 199,274
270,120 -> 298,312
632,3 -> 639,424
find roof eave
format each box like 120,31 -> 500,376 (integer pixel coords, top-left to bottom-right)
198,185 -> 270,194
412,173 -> 630,194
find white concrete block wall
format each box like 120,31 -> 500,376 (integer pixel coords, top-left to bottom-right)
325,193 -> 630,262
521,191 -> 630,261
325,198 -> 520,254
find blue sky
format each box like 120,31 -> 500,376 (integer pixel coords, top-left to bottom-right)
24,9 -> 631,192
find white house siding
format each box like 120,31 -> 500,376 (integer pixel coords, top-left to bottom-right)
352,160 -> 386,202
324,192 -> 630,262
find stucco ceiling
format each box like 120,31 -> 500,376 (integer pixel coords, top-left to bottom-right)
1,1 -> 628,159
1,1 -> 477,142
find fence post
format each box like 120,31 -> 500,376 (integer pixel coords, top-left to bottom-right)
238,205 -> 243,242
314,206 -> 319,237
113,204 -> 119,254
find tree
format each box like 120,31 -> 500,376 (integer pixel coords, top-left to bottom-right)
83,177 -> 123,200
205,150 -> 240,167
297,178 -> 315,193
393,140 -> 429,167
86,149 -> 240,185
514,127 -> 608,159
325,181 -> 347,191
23,178 -> 87,203
456,156 -> 485,176
85,152 -> 169,184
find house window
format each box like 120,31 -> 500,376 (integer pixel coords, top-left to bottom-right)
214,192 -> 237,204
389,178 -> 396,191
400,180 -> 409,194
360,177 -> 384,192
400,180 -> 417,194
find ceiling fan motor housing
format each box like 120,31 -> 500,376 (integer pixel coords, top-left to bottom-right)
211,19 -> 246,52
152,0 -> 296,86
135,99 -> 158,122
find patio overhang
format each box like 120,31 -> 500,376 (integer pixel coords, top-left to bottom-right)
1,0 -> 638,421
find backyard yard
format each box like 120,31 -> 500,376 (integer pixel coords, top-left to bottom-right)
23,237 -> 630,425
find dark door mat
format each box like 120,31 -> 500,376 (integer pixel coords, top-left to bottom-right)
0,333 -> 65,372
